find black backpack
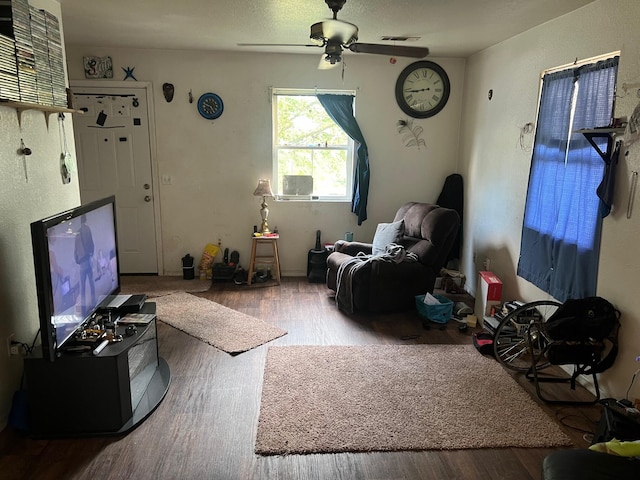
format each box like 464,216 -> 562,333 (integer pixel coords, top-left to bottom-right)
545,297 -> 621,373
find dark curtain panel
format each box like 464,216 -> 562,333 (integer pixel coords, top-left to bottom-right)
317,94 -> 370,225
436,173 -> 464,263
517,57 -> 618,302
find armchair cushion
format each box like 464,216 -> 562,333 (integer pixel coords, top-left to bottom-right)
372,219 -> 404,255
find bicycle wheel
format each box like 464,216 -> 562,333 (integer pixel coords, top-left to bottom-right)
493,300 -> 561,372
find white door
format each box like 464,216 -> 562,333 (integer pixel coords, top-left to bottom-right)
71,86 -> 158,274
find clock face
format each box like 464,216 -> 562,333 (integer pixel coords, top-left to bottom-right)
197,93 -> 224,120
395,61 -> 450,118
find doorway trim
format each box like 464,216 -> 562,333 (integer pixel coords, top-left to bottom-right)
69,80 -> 164,275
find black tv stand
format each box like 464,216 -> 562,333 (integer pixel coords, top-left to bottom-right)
24,302 -> 170,437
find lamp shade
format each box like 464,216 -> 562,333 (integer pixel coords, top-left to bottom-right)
253,179 -> 274,197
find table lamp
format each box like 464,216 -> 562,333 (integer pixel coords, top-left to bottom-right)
253,179 -> 274,234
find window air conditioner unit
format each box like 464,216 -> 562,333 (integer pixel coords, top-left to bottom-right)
283,175 -> 313,196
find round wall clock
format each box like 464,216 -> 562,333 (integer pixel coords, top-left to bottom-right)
395,61 -> 450,118
197,92 -> 224,120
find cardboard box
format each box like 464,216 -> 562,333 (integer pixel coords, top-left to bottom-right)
474,271 -> 503,322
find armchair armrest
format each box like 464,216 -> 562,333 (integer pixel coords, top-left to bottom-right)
334,240 -> 373,257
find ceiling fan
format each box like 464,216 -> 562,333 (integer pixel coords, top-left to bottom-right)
238,0 -> 429,69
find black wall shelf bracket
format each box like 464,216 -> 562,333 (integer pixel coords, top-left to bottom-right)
576,128 -> 625,162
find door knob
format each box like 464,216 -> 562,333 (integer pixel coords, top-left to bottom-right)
144,195 -> 151,202
144,183 -> 151,190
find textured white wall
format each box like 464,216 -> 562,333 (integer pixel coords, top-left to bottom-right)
460,0 -> 640,399
0,0 -> 78,429
5,0 -> 636,429
64,48 -> 466,276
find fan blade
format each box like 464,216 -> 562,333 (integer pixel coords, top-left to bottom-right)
237,43 -> 321,48
348,43 -> 429,58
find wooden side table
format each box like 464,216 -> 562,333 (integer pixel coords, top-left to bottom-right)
247,235 -> 281,285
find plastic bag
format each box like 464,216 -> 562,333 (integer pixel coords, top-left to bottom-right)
198,244 -> 220,279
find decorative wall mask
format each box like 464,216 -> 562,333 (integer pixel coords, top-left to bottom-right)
163,83 -> 175,102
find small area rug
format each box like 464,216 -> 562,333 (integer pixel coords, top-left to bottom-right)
153,292 -> 287,354
120,275 -> 210,298
255,344 -> 572,454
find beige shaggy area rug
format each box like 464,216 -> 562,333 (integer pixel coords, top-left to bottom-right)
153,292 -> 286,354
255,344 -> 572,454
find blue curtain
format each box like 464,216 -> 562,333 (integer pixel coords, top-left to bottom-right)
317,94 -> 370,225
517,57 -> 618,302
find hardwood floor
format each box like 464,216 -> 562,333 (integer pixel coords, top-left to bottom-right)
0,278 -> 603,480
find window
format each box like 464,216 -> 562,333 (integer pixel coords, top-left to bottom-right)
272,88 -> 355,201
517,55 -> 619,302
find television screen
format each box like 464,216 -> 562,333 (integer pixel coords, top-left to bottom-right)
31,196 -> 120,361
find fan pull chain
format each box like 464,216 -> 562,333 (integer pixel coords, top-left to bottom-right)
627,171 -> 638,219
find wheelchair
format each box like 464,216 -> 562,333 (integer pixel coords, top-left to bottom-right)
492,298 -> 620,404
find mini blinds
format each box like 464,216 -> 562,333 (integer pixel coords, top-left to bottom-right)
517,56 -> 619,302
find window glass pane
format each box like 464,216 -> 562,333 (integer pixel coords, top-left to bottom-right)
313,149 -> 348,196
273,91 -> 354,199
276,95 -> 348,147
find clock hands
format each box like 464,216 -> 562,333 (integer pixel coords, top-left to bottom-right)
405,87 -> 432,93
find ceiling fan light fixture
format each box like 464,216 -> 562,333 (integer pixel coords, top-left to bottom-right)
325,53 -> 341,65
310,23 -> 326,44
247,0 -> 432,66
310,19 -> 358,46
318,53 -> 339,70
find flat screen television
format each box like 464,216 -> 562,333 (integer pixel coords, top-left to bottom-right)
31,196 -> 121,362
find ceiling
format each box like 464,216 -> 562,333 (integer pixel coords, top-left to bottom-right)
58,0 -> 595,58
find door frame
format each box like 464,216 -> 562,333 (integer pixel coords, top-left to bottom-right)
69,80 -> 164,275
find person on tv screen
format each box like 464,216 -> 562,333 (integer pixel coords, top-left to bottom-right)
75,214 -> 96,314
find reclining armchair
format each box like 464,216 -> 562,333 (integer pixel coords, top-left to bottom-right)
327,202 -> 460,313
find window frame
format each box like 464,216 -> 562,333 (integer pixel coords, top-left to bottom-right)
271,87 -> 356,202
517,52 -> 619,302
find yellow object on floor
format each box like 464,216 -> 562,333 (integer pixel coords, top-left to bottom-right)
589,438 -> 640,456
199,243 -> 220,279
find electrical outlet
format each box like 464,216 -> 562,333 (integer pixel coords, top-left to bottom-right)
10,342 -> 19,356
6,333 -> 14,357
483,257 -> 491,271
